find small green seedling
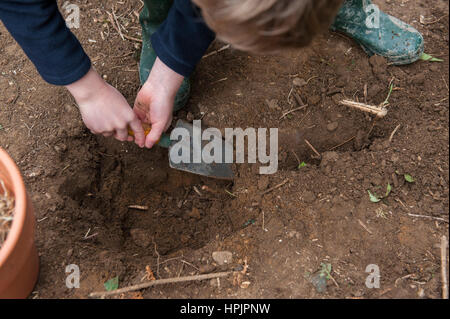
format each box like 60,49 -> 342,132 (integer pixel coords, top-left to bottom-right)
385,183 -> 392,197
104,276 -> 119,291
368,190 -> 381,203
319,263 -> 332,279
380,81 -> 395,107
420,53 -> 444,62
298,161 -> 307,169
404,174 -> 415,183
368,183 -> 393,203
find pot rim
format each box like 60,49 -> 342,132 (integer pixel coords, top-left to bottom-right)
0,147 -> 27,264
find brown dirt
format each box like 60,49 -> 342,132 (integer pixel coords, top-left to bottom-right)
0,0 -> 448,299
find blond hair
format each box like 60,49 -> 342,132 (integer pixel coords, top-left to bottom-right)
193,0 -> 343,53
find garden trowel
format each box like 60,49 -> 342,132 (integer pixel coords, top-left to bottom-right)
129,120 -> 234,180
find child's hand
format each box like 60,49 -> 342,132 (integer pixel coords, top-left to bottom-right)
133,57 -> 184,149
66,67 -> 146,147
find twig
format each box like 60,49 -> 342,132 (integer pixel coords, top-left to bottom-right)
329,136 -> 355,151
420,13 -> 449,25
261,179 -> 289,195
407,213 -> 449,223
339,100 -> 388,118
224,189 -> 237,197
291,150 -> 301,166
180,260 -> 200,272
128,205 -> 148,211
441,236 -> 448,299
329,273 -> 340,288
122,34 -> 142,43
442,75 -> 449,92
193,186 -> 203,196
202,44 -> 230,59
88,271 -> 234,298
389,124 -> 401,143
358,219 -> 373,234
304,139 -> 321,159
109,9 -> 124,41
293,92 -> 305,107
153,239 -> 161,279
279,105 -> 308,120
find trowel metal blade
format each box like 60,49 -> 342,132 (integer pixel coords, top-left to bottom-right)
168,120 -> 234,180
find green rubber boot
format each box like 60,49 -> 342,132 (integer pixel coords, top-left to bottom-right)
331,0 -> 424,65
139,0 -> 190,112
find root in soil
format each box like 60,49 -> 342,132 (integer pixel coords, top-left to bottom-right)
0,178 -> 15,248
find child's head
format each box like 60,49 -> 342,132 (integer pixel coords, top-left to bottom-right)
193,0 -> 343,53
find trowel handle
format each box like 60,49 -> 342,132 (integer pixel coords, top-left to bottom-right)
127,123 -> 171,148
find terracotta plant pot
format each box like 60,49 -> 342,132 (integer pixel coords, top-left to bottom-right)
0,147 -> 39,298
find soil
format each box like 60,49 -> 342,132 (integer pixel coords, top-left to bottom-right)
0,0 -> 448,299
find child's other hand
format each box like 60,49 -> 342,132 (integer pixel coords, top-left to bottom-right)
66,67 -> 146,148
133,57 -> 184,149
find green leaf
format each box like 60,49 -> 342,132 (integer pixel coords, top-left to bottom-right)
420,53 -> 444,62
404,174 -> 415,183
104,276 -> 119,291
298,161 -> 307,168
385,183 -> 392,197
368,190 -> 381,203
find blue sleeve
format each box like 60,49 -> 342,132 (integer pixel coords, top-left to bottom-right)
0,0 -> 91,85
151,0 -> 216,77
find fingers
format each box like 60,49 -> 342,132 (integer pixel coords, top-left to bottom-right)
114,127 -> 129,142
145,121 -> 165,149
128,117 -> 145,148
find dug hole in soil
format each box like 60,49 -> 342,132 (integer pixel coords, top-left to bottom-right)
0,0 -> 448,299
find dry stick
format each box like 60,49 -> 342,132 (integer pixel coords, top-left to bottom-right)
202,44 -> 231,59
122,34 -> 142,43
280,105 -> 308,120
329,136 -> 356,151
128,205 -> 148,211
152,239 -> 161,279
261,179 -> 289,195
339,100 -> 388,118
358,219 -> 373,235
407,213 -> 449,223
389,124 -> 401,143
108,10 -> 124,41
441,236 -> 448,299
421,13 -> 449,25
291,150 -> 301,167
304,139 -> 321,158
293,92 -> 305,107
89,271 -> 233,298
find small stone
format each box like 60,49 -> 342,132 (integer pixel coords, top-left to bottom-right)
326,121 -> 339,132
257,176 -> 270,190
199,264 -> 216,274
293,77 -> 307,87
130,228 -> 152,248
240,281 -> 251,289
212,251 -> 233,265
67,248 -> 73,258
265,99 -> 280,110
302,191 -> 316,204
307,95 -> 321,105
187,207 -> 201,220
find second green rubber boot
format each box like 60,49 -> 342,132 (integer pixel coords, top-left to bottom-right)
139,0 -> 191,112
331,0 -> 424,65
